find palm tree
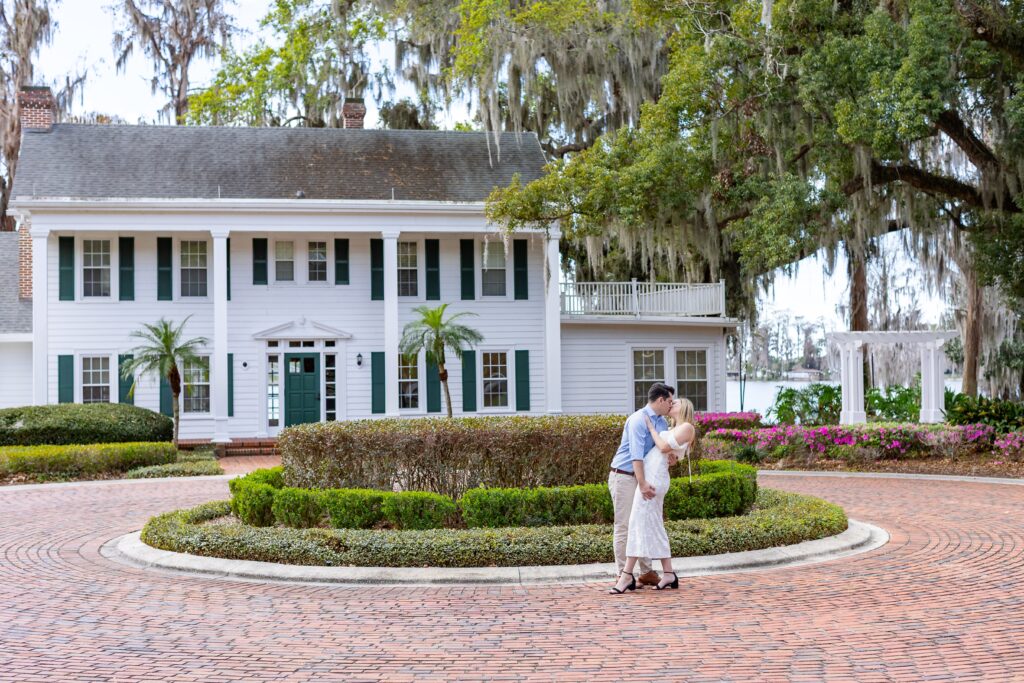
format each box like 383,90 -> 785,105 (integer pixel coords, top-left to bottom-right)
400,304 -> 484,418
120,316 -> 208,444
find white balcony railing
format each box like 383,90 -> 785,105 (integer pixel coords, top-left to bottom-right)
560,280 -> 726,318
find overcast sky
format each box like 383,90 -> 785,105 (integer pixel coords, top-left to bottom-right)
32,0 -> 945,331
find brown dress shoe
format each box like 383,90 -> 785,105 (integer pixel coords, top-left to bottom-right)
636,570 -> 661,586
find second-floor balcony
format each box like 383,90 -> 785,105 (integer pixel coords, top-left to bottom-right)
560,280 -> 727,318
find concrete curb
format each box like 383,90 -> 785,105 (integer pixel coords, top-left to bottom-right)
103,519 -> 888,587
758,470 -> 1024,486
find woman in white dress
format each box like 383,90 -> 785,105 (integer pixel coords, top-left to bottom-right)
609,398 -> 696,594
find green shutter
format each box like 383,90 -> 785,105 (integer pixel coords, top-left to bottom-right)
118,237 -> 134,301
57,355 -> 74,403
426,358 -> 441,413
425,239 -> 440,300
159,375 -> 172,416
118,354 -> 134,404
371,351 -> 385,414
460,239 -> 475,300
513,239 -> 528,300
334,238 -> 349,285
515,349 -> 530,411
227,353 -> 234,417
370,239 -> 384,301
58,237 -> 74,301
253,238 -> 268,285
226,238 -> 231,301
461,351 -> 477,413
157,237 -> 172,301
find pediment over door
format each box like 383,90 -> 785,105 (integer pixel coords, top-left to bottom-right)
252,318 -> 353,341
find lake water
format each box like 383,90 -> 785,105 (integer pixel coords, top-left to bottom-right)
726,379 -> 964,415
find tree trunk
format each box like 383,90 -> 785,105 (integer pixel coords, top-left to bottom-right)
848,243 -> 870,387
172,391 -> 180,446
439,363 -> 453,418
962,268 -> 983,397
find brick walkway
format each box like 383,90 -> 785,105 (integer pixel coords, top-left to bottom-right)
0,473 -> 1022,681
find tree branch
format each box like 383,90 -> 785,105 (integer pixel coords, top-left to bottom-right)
935,109 -> 1000,170
953,0 -> 1024,66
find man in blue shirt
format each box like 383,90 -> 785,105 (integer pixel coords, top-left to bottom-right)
609,382 -> 677,586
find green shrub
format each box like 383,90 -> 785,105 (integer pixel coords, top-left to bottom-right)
460,484 -> 612,528
320,489 -> 391,529
231,481 -> 276,527
866,384 -> 921,422
767,384 -> 843,425
141,489 -> 847,568
125,460 -> 223,478
272,487 -> 326,528
176,449 -> 217,463
0,441 -> 176,476
229,467 -> 285,495
735,444 -> 763,464
946,394 -> 1024,433
381,491 -> 458,530
0,403 -> 172,446
279,415 -> 638,498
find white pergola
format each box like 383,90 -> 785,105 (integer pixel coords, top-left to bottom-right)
827,331 -> 959,425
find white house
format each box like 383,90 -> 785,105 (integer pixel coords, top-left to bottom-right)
3,87 -> 736,441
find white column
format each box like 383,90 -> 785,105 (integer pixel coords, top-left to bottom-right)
838,343 -> 851,424
212,228 -> 231,443
382,230 -> 400,417
544,232 -> 562,414
920,341 -> 945,423
849,341 -> 867,423
30,225 -> 49,405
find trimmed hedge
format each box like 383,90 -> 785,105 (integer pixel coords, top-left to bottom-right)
946,395 -> 1024,433
0,441 -> 177,477
229,460 -> 757,530
141,488 -> 847,568
0,403 -> 172,446
125,460 -> 224,479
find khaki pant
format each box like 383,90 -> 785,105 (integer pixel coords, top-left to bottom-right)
608,471 -> 653,575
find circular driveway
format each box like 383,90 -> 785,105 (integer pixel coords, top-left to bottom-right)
1,473 -> 1022,681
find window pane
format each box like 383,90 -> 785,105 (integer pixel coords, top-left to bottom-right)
308,242 -> 327,282
81,356 -> 110,404
399,353 -> 419,409
398,242 -> 418,297
276,241 -> 294,281
481,244 -> 506,297
676,349 -> 708,411
83,240 -> 111,297
180,241 -> 208,296
183,358 -> 210,413
482,352 -> 508,408
632,349 -> 665,411
482,269 -> 505,297
267,355 -> 280,426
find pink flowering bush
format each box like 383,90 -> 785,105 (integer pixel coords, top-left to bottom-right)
694,412 -> 762,431
994,431 -> 1024,461
707,423 -> 997,462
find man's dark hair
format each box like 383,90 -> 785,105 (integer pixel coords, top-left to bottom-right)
647,383 -> 674,403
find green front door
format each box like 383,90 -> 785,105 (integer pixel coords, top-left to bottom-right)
284,353 -> 320,426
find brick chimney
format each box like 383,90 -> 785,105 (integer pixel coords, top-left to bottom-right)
18,223 -> 32,299
18,86 -> 56,131
342,97 -> 366,129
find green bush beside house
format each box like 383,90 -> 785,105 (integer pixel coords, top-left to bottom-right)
0,403 -> 172,446
0,442 -> 177,477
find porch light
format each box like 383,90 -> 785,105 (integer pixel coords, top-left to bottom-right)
356,353 -> 363,367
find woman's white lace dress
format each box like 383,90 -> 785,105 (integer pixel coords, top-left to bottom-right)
625,431 -> 686,560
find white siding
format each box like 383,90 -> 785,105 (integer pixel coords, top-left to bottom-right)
560,323 -> 728,414
0,342 -> 32,408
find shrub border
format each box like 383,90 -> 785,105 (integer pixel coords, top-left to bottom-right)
139,488 -> 849,570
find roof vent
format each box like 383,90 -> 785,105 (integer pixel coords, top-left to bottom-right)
295,190 -> 306,199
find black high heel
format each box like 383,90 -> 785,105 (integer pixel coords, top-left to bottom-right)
655,571 -> 679,590
608,571 -> 636,594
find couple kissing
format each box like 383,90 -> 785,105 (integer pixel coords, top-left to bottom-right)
608,383 -> 695,594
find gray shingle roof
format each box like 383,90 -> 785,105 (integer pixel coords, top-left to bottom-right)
11,124 -> 547,202
0,232 -> 31,333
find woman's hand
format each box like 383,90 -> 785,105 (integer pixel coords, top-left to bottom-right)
643,413 -> 658,436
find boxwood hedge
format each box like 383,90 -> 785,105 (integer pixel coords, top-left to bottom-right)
0,403 -> 172,446
124,460 -> 224,479
0,441 -> 177,477
228,460 -> 757,530
141,489 -> 847,568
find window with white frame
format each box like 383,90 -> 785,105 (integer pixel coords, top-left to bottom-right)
82,240 -> 111,298
676,349 -> 708,411
267,354 -> 280,427
275,241 -> 294,282
325,354 -> 337,420
180,241 -> 208,297
398,241 -> 418,296
482,352 -> 509,408
81,356 -> 110,403
182,358 -> 210,413
398,353 -> 419,409
632,349 -> 665,410
308,241 -> 327,282
481,243 -> 506,296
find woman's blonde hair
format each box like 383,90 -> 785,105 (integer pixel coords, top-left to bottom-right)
669,397 -> 695,427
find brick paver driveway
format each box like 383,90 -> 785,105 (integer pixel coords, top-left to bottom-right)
1,473 -> 1022,682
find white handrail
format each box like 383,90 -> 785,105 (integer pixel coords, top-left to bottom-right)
560,281 -> 726,317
